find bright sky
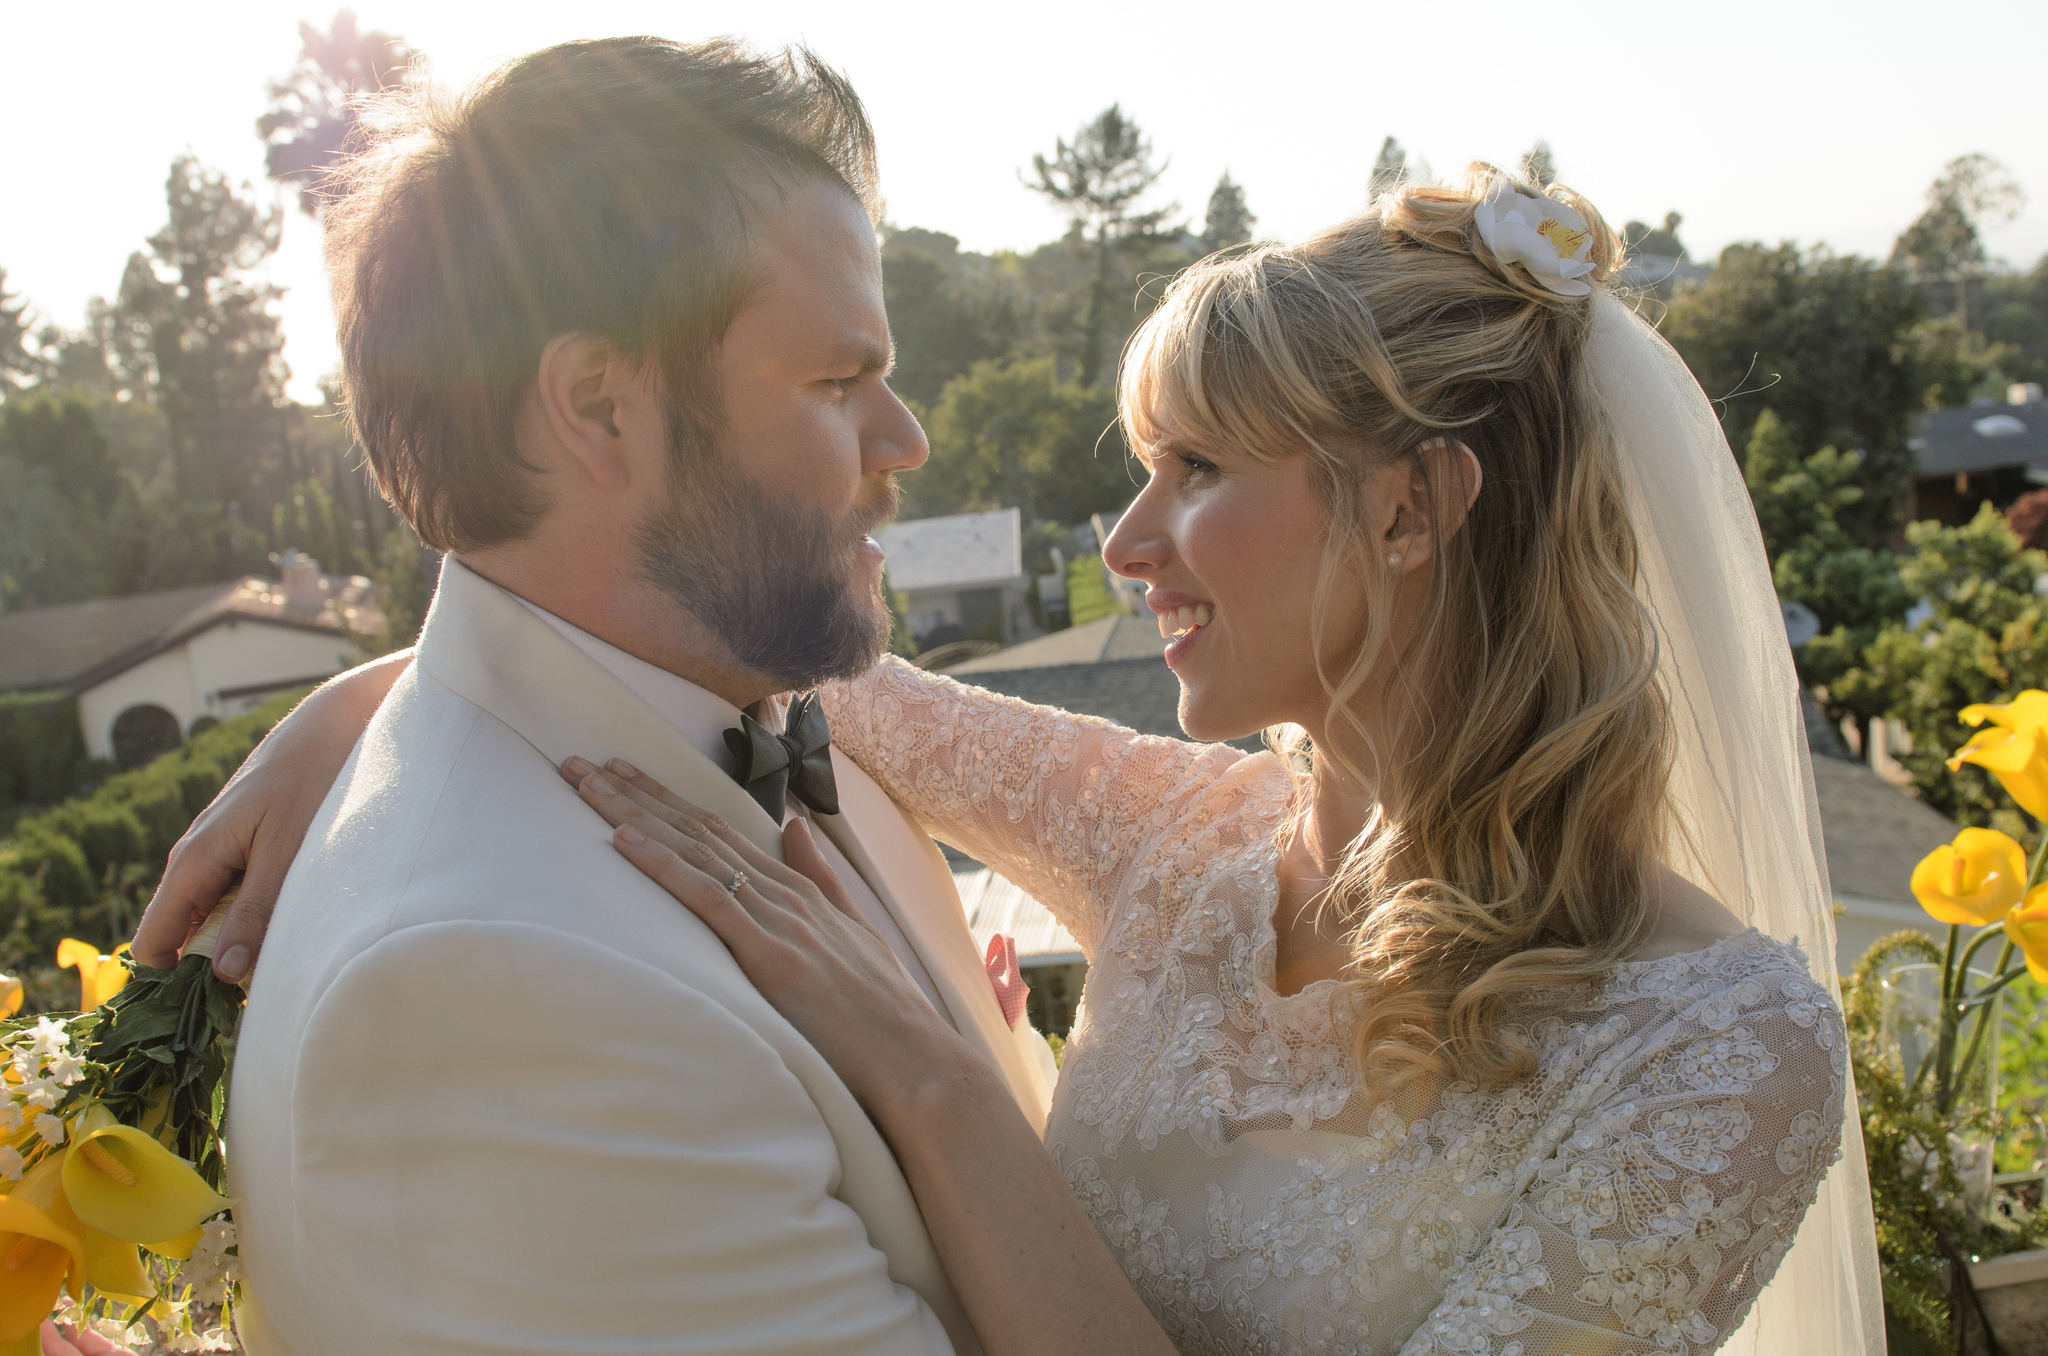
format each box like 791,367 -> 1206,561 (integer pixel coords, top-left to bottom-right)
5,0 -> 2043,404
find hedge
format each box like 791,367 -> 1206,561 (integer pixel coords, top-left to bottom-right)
0,690 -> 104,815
0,688 -> 309,957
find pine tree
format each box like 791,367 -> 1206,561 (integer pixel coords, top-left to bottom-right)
1199,173 -> 1255,255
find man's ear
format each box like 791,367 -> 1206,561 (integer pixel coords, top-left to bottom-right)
530,332 -> 640,492
1381,438 -> 1484,573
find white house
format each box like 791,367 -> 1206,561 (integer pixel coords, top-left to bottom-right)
0,552 -> 384,768
874,507 -> 1026,649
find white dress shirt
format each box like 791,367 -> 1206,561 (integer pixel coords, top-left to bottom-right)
515,598 -> 951,1017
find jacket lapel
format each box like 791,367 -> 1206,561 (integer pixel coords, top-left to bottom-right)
813,751 -> 1055,1129
413,559 -> 983,1353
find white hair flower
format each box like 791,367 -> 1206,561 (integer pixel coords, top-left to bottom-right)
1473,175 -> 1597,297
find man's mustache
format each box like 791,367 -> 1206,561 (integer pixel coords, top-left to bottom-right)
849,474 -> 901,539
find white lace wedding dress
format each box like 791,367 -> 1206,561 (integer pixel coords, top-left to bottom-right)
825,657 -> 1848,1356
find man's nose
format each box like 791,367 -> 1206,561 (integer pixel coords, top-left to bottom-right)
865,386 -> 929,475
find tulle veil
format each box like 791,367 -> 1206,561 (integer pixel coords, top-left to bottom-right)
1587,292 -> 1885,1354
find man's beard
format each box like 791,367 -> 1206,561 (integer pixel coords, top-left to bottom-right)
635,419 -> 897,692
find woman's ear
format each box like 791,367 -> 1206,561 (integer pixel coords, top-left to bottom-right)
1381,439 -> 1483,573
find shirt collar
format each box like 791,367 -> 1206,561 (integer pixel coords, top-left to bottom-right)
513,596 -> 744,778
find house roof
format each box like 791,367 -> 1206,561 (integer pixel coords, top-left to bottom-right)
944,612 -> 1166,674
1912,398 -> 2048,478
955,866 -> 1084,966
0,572 -> 385,696
875,508 -> 1023,594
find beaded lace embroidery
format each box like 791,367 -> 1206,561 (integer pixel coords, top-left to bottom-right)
825,659 -> 1846,1355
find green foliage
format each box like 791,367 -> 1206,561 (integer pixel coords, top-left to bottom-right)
1891,154 -> 2025,332
260,10 -> 416,217
903,356 -> 1136,528
1623,212 -> 1688,261
1846,932 -> 2048,1353
0,394 -> 134,608
273,475 -> 367,576
1661,241 -> 1963,543
1744,409 -> 1913,692
879,228 -> 1029,407
0,689 -> 305,964
1981,258 -> 2048,388
0,692 -> 105,817
368,523 -> 436,653
1066,554 -> 1120,626
1199,173 -> 1255,255
1829,505 -> 2048,827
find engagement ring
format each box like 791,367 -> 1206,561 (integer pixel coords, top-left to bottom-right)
726,869 -> 749,895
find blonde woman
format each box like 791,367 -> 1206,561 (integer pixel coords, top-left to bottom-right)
129,167 -> 1875,1355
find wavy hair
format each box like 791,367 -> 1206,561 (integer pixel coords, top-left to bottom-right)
1118,165 -> 1672,1087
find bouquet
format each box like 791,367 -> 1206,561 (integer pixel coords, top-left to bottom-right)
0,907 -> 243,1354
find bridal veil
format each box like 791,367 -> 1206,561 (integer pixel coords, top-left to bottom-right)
1587,293 -> 1885,1354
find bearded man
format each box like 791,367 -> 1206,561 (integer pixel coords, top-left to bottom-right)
131,37 -> 1055,1355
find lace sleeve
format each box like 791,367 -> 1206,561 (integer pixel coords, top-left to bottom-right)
1398,951 -> 1850,1356
821,657 -> 1245,957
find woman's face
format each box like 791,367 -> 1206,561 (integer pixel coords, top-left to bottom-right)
1105,431 -> 1379,744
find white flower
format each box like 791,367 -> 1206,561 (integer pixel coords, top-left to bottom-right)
182,1213 -> 242,1306
1473,175 -> 1597,298
0,1098 -> 22,1134
17,1075 -> 61,1110
0,1144 -> 21,1181
34,1112 -> 65,1146
28,1016 -> 70,1058
46,1049 -> 84,1086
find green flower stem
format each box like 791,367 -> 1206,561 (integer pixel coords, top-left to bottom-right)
1948,938 -> 2018,1117
1959,923 -> 2009,978
1937,923 -> 1963,1111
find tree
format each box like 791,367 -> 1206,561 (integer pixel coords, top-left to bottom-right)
272,476 -> 367,577
1026,105 -> 1179,385
259,9 -> 415,217
903,356 -> 1133,529
1743,409 -> 1910,695
0,269 -> 39,395
1892,154 -> 2025,331
109,156 -> 288,532
1981,254 -> 2048,388
1521,140 -> 1557,187
1828,504 -> 2048,828
1368,136 -> 1408,198
1623,212 -> 1688,260
879,228 -> 1027,406
0,396 -> 129,607
1199,173 -> 1255,256
1660,241 -> 1968,543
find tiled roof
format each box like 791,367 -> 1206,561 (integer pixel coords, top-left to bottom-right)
1913,400 -> 2048,478
875,508 -> 1023,593
0,574 -> 385,695
944,612 -> 1166,674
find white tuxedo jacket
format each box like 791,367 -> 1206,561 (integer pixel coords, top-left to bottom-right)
228,559 -> 1055,1355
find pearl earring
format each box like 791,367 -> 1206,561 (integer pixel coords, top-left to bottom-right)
1386,552 -> 1403,568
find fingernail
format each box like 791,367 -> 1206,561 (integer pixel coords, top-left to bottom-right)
564,755 -> 594,776
585,773 -> 616,795
617,824 -> 646,845
607,758 -> 640,779
217,945 -> 251,982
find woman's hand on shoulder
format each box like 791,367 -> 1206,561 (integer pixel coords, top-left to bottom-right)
563,755 -> 980,1121
132,650 -> 414,982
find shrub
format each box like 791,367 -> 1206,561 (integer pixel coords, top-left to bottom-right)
0,691 -> 106,813
0,688 -> 308,965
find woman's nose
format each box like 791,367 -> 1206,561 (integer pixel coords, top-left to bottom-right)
1103,493 -> 1167,580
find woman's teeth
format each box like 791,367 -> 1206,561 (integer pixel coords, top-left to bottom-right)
1158,603 -> 1215,638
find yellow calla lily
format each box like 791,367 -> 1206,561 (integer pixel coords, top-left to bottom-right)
0,975 -> 19,1019
1910,828 -> 2030,926
61,1122 -> 229,1246
2008,888 -> 2048,983
0,1188 -> 83,1342
1960,690 -> 2048,733
145,1221 -> 202,1260
1949,722 -> 2048,822
54,940 -> 130,1011
12,1144 -> 152,1306
0,1325 -> 40,1356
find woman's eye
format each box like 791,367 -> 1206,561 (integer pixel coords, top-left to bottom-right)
1178,452 -> 1219,479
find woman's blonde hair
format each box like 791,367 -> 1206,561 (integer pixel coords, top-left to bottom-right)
1118,164 -> 1672,1088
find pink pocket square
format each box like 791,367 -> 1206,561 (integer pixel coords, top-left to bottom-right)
984,933 -> 1028,1029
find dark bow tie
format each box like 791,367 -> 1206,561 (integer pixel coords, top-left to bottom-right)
724,693 -> 839,822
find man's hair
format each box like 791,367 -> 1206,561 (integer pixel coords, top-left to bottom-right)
326,37 -> 880,551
